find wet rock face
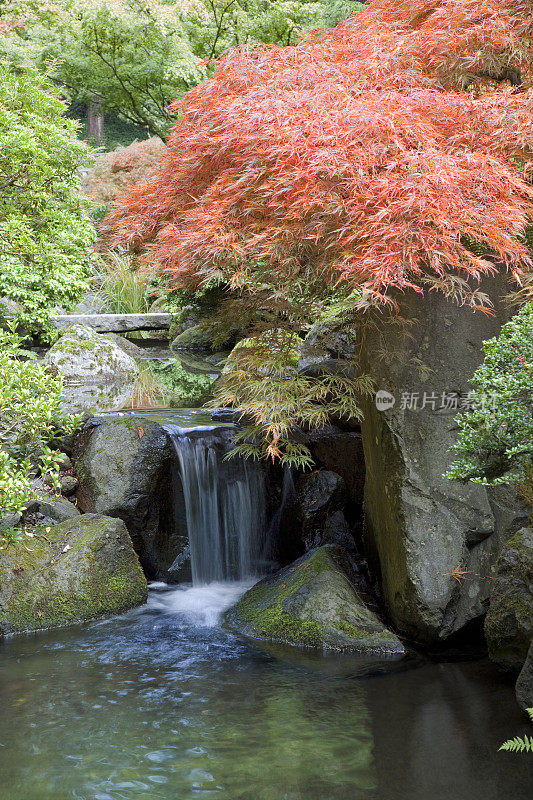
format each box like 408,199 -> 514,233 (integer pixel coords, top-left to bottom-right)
74,416 -> 183,582
485,527 -> 533,672
308,429 -> 365,506
358,275 -> 529,643
516,641 -> 533,711
0,514 -> 147,635
224,544 -> 405,655
298,322 -> 356,377
294,470 -> 354,553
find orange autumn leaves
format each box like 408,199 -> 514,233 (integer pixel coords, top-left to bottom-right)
107,0 -> 533,310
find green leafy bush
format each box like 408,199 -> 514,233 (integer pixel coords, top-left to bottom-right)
0,63 -> 95,329
446,303 -> 533,485
0,327 -> 80,521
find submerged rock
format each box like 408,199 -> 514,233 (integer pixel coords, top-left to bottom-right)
485,527 -> 533,671
224,544 -> 405,655
0,514 -> 147,635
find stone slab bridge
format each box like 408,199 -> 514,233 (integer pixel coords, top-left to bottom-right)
51,313 -> 172,333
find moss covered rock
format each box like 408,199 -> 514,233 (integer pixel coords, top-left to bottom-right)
74,416 -> 186,580
45,323 -> 138,383
224,545 -> 405,655
0,514 -> 147,635
485,527 -> 532,671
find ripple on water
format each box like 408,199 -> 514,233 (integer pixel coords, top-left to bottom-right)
0,583 -> 531,800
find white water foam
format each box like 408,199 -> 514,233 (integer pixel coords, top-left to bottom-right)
146,582 -> 252,627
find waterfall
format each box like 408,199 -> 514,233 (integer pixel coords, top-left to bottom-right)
167,431 -> 266,585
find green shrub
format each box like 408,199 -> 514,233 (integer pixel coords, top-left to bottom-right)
0,63 -> 95,330
446,303 -> 533,485
91,250 -> 158,314
0,327 -> 80,523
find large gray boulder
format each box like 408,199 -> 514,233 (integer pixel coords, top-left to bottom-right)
74,416 -> 181,580
0,514 -> 147,635
224,544 -> 405,655
485,527 -> 532,671
358,274 -> 529,642
45,323 -> 138,383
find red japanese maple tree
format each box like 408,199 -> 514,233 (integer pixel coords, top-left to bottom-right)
108,0 -> 533,310
107,0 -> 533,460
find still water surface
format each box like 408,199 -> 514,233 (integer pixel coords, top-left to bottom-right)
0,583 -> 531,800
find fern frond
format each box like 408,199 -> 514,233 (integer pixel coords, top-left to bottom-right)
499,709 -> 533,754
499,735 -> 533,753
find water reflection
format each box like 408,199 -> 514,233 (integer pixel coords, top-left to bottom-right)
0,585 -> 530,800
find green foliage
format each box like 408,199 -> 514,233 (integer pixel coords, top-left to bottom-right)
183,0 -> 326,61
0,62 -> 95,328
1,0 -> 202,139
321,0 -> 364,28
0,326 -> 80,521
446,303 -> 533,485
212,327 -> 373,467
1,0 -> 354,140
499,709 -> 533,754
71,106 -> 150,150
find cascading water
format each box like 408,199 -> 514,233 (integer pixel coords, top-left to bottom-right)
166,427 -> 267,585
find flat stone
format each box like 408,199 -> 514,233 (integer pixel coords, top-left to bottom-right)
51,313 -> 171,333
24,495 -> 80,523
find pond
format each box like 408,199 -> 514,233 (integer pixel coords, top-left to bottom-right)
0,583 -> 531,800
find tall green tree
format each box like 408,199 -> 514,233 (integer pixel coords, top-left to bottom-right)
0,0 -> 361,138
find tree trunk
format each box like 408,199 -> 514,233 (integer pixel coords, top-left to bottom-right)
87,98 -> 104,146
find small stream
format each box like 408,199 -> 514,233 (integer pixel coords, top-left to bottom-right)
0,583 -> 531,800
